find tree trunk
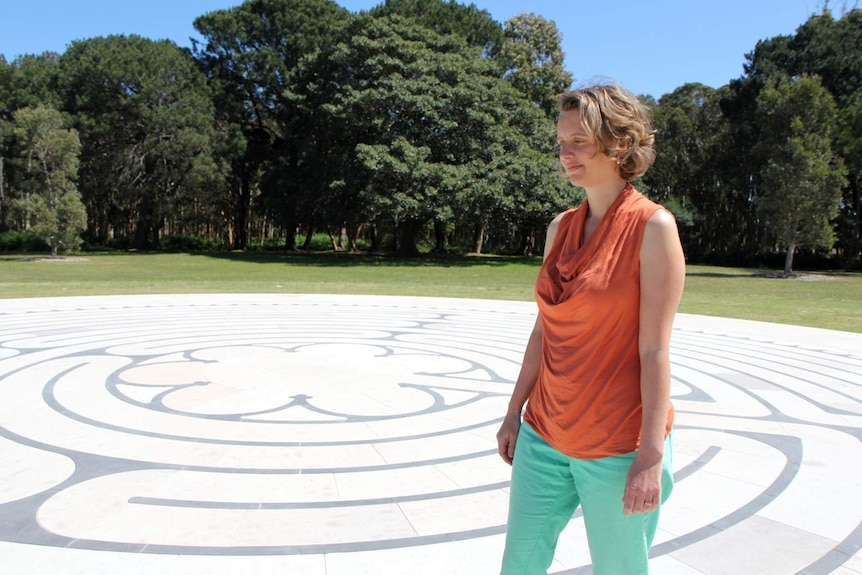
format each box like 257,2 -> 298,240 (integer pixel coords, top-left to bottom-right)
369,223 -> 380,252
302,226 -> 314,250
326,225 -> 344,251
519,228 -> 537,256
0,155 -> 6,232
347,222 -> 361,253
853,176 -> 861,269
283,206 -> 298,250
233,172 -> 252,250
302,224 -> 314,251
784,242 -> 795,276
397,219 -> 421,257
152,218 -> 164,250
472,221 -> 485,254
433,219 -> 448,253
133,193 -> 156,250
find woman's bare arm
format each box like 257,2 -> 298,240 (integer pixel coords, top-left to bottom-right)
496,213 -> 564,464
623,208 -> 685,514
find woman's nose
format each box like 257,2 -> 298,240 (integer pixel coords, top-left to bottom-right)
556,142 -> 575,156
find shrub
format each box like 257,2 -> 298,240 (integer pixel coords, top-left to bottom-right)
0,231 -> 51,252
159,234 -> 220,252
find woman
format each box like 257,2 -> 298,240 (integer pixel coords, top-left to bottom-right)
497,84 -> 685,575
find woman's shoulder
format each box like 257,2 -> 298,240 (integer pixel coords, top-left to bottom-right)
547,208 -> 579,237
642,207 -> 680,246
628,187 -> 675,223
646,206 -> 677,227
543,208 -> 578,257
549,207 -> 579,227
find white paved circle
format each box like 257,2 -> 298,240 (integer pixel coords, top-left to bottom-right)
0,294 -> 860,575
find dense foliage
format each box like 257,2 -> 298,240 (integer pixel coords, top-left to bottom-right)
0,0 -> 859,270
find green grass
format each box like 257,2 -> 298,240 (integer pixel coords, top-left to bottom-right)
0,252 -> 541,300
682,265 -> 862,333
1,253 -> 860,333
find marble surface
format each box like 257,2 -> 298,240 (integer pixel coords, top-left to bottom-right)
0,294 -> 860,574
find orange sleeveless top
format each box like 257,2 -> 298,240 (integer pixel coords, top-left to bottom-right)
524,184 -> 674,459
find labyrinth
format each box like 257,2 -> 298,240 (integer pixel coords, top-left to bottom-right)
0,294 -> 860,575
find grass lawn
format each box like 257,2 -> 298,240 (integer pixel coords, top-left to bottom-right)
1,252 -> 860,333
681,266 -> 861,333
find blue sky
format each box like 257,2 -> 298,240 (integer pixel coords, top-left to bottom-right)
2,0 -> 826,99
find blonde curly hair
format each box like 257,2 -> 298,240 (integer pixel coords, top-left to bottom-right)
558,84 -> 656,181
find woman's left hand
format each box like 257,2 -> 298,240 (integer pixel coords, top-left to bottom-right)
622,454 -> 663,515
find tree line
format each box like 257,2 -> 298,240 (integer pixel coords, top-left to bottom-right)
0,0 -> 859,272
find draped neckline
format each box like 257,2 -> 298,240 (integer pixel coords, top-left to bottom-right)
556,182 -> 635,283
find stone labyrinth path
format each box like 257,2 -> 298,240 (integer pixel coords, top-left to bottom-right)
0,294 -> 860,575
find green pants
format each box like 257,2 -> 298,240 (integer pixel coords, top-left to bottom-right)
500,422 -> 673,575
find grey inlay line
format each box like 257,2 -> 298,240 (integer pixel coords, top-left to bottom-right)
557,429 -> 803,574
57,525 -> 511,556
670,357 -> 858,419
130,481 -> 512,510
129,445 -> 721,513
793,521 -> 862,575
672,329 -> 862,361
671,332 -> 862,376
44,366 -> 509,445
670,443 -> 721,482
672,344 -> 862,406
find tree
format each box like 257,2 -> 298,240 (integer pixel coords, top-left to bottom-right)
58,35 -> 216,249
646,83 -> 741,260
300,13 -> 565,256
835,90 -> 862,267
741,8 -> 862,268
3,52 -> 63,110
320,14 -> 478,255
9,106 -> 85,256
792,8 -> 862,268
369,0 -> 503,55
755,75 -> 847,274
496,13 -> 572,118
788,8 -> 862,108
192,0 -> 352,249
0,57 -> 11,231
0,53 -> 66,233
446,77 -> 568,255
0,56 -> 11,109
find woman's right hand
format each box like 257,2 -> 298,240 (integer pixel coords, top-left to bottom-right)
496,412 -> 522,465
496,313 -> 546,466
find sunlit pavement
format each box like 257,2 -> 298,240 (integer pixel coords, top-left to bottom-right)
0,294 -> 860,575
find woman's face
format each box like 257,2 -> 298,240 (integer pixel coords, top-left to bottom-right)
556,109 -> 619,189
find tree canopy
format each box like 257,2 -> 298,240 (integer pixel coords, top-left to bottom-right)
8,106 -> 85,256
755,75 -> 847,273
0,1 -> 859,270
